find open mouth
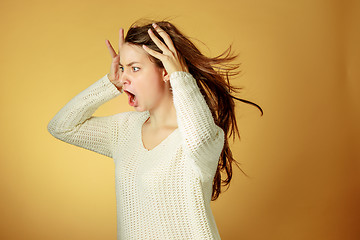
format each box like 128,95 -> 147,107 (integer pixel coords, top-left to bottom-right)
124,90 -> 137,106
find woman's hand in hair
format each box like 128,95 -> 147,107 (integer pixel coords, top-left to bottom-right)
142,23 -> 188,81
105,28 -> 124,91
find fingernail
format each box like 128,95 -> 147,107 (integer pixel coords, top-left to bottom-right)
152,23 -> 157,27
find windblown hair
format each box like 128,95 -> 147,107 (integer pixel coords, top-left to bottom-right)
125,19 -> 263,201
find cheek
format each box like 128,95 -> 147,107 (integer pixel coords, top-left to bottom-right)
148,79 -> 166,101
146,68 -> 164,87
138,69 -> 165,99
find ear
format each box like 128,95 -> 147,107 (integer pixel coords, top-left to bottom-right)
162,68 -> 170,82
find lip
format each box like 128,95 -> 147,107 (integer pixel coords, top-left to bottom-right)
123,87 -> 135,95
123,89 -> 138,107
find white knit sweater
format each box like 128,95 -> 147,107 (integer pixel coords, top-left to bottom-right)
48,71 -> 225,239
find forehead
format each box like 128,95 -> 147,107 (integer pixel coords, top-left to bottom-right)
119,43 -> 150,65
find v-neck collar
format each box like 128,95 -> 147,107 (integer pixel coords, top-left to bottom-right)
138,111 -> 179,152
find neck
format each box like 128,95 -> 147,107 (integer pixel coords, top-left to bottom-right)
146,95 -> 177,130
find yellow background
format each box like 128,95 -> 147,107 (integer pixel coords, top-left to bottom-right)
1,0 -> 359,239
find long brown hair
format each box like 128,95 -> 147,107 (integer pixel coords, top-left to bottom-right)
125,19 -> 263,201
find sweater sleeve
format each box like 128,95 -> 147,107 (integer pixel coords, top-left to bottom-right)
47,74 -> 122,158
169,71 -> 225,181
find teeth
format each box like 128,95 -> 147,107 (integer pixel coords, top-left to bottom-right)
132,96 -> 136,103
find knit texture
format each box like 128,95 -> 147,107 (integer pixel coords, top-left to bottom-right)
48,71 -> 225,239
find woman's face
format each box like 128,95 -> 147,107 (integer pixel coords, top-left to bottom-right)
119,43 -> 168,112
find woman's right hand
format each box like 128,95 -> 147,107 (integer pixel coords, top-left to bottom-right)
105,28 -> 124,91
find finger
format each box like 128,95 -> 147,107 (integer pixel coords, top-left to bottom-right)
152,23 -> 177,53
105,39 -> 117,58
142,45 -> 165,61
118,28 -> 125,53
148,28 -> 170,54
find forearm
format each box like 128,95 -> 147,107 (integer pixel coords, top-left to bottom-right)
170,71 -> 224,155
47,74 -> 122,157
48,74 -> 121,134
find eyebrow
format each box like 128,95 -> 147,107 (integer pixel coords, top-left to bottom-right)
119,61 -> 141,66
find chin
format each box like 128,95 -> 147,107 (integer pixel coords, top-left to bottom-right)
133,105 -> 147,112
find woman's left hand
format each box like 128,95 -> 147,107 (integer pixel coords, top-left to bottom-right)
142,23 -> 188,81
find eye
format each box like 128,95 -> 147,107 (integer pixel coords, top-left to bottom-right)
119,66 -> 124,72
132,67 -> 140,72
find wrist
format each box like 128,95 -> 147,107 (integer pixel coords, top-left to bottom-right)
107,73 -> 114,82
106,74 -> 123,93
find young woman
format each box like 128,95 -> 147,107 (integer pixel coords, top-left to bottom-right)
48,20 -> 263,239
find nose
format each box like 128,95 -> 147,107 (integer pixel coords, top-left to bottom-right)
119,70 -> 131,85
